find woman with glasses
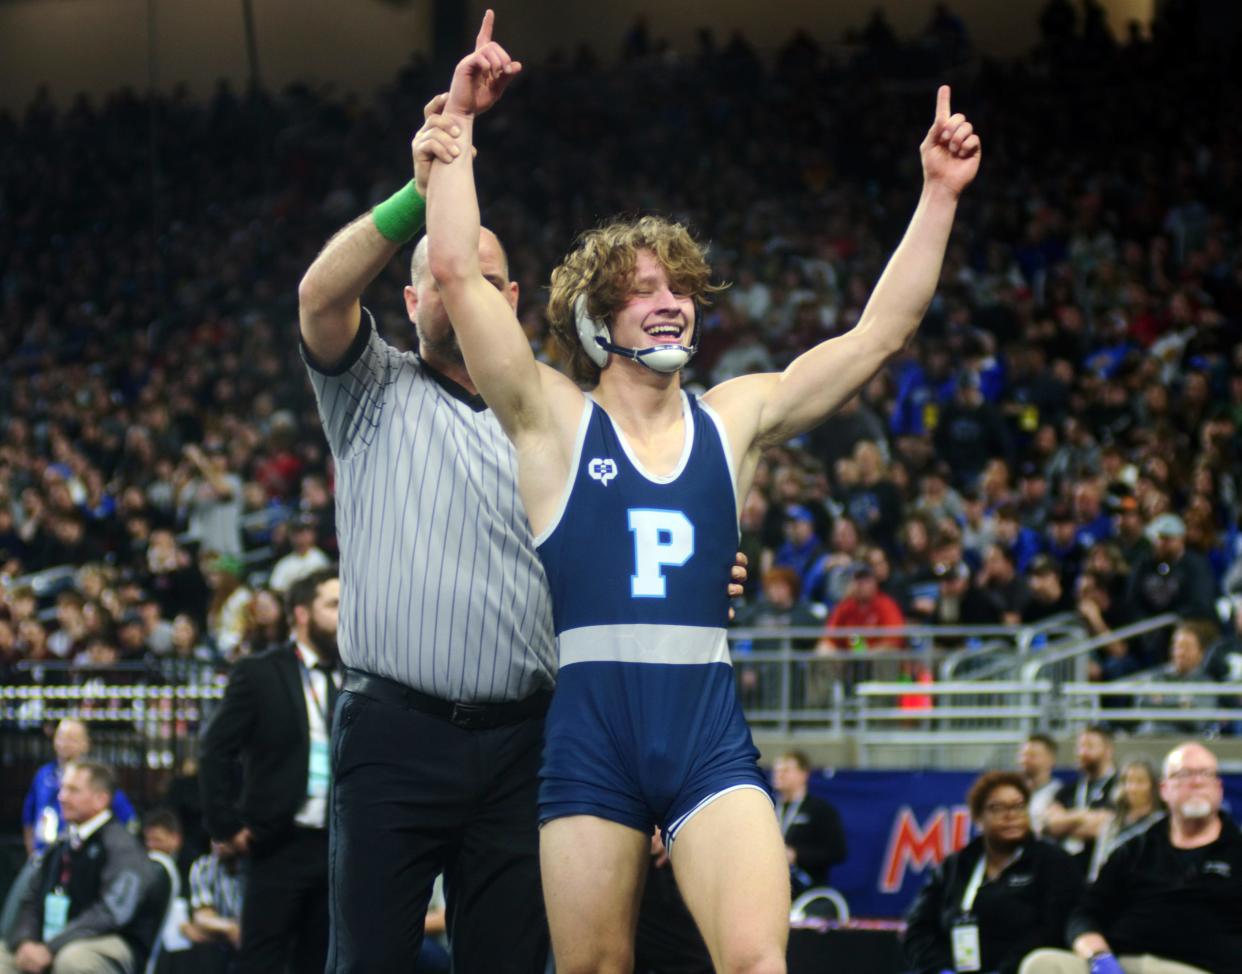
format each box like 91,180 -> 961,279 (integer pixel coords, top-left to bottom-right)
903,771 -> 1084,974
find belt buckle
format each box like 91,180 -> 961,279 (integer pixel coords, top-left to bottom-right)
450,702 -> 488,730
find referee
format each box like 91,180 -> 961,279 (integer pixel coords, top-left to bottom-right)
297,85 -> 554,972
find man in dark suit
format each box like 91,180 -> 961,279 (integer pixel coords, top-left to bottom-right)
772,750 -> 848,894
198,567 -> 340,974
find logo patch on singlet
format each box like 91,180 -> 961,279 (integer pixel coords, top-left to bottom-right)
588,458 -> 618,486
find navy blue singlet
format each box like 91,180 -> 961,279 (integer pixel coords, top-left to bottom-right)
535,392 -> 768,839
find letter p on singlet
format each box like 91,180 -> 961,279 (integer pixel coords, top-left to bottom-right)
628,509 -> 694,598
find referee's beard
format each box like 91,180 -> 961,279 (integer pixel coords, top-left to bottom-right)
415,322 -> 465,369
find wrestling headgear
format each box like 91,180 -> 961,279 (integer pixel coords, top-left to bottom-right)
574,294 -> 700,375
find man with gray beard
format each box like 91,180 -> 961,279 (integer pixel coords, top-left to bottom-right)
1020,742 -> 1242,974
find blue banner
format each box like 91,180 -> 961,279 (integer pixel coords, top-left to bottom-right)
806,769 -> 1242,918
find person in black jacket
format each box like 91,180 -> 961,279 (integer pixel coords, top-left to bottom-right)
2,761 -> 161,974
1020,742 -> 1242,974
902,771 -> 1083,974
197,567 -> 340,974
772,751 -> 847,893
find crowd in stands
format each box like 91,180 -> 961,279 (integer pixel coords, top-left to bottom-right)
0,0 -> 1239,716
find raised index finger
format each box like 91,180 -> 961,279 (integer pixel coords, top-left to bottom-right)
935,85 -> 952,123
476,8 -> 494,50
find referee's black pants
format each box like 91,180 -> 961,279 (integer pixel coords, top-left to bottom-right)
326,684 -> 549,974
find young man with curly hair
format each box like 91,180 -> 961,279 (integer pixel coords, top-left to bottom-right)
426,11 -> 981,973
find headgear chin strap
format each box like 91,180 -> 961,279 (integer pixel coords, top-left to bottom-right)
573,294 -> 699,375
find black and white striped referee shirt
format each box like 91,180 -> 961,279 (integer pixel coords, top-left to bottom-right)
302,308 -> 556,703
189,853 -> 244,920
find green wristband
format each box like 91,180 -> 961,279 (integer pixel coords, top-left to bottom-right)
371,181 -> 426,244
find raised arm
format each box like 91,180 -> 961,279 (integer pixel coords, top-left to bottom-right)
425,13 -> 551,442
707,86 -> 980,450
298,94 -> 475,367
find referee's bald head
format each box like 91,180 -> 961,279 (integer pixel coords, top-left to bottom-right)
410,228 -> 510,288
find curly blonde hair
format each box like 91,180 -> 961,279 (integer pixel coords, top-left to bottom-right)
546,215 -> 726,384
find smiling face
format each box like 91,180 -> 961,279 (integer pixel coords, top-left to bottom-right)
546,215 -> 716,384
607,250 -> 696,358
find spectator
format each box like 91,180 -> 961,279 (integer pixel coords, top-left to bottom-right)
1044,726 -> 1118,874
731,566 -> 821,709
267,515 -> 330,594
177,445 -> 243,558
1087,758 -> 1166,881
1071,481 -> 1112,550
733,567 -> 821,652
3,762 -> 163,974
771,750 -> 847,894
772,505 -> 824,584
1137,619 -> 1219,733
934,371 -> 1013,487
1021,743 -> 1242,974
802,516 -> 863,606
903,771 -> 1082,974
183,846 -> 244,969
1204,600 -> 1242,684
913,560 -> 1001,628
1079,572 -> 1142,684
1022,555 -> 1075,624
820,563 -> 905,650
158,615 -> 218,686
1044,505 -> 1084,587
202,554 -> 251,661
1127,514 -> 1217,662
841,442 -> 902,550
141,808 -> 184,877
1018,733 -> 1062,836
1015,463 -> 1052,534
977,543 -> 1030,624
1111,496 -> 1152,570
143,530 -> 209,627
22,719 -> 137,859
960,488 -> 997,559
913,466 -> 965,525
809,395 -> 888,472
237,587 -> 287,657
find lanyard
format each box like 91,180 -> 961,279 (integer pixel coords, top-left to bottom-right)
57,844 -> 73,889
1076,772 -> 1109,809
779,798 -> 804,837
962,847 -> 1022,914
295,649 -> 333,725
960,854 -> 987,915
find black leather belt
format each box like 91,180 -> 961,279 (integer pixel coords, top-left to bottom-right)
343,670 -> 551,730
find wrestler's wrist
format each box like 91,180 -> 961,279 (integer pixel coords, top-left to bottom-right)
372,180 -> 426,244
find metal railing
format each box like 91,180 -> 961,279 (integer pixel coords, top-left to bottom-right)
941,613 -> 1086,682
0,681 -> 227,822
1060,681 -> 1241,734
854,680 -> 1053,766
1019,614 -> 1180,685
0,615 -> 1230,783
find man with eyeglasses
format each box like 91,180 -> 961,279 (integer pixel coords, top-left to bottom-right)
1020,742 -> 1242,974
